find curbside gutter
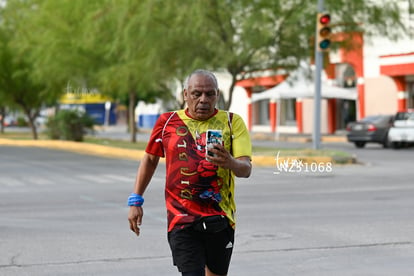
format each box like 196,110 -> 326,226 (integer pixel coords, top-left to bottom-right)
0,138 -> 355,167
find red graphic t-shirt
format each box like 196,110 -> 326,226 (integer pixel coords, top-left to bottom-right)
145,109 -> 251,232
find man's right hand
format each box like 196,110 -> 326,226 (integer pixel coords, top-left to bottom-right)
128,206 -> 143,236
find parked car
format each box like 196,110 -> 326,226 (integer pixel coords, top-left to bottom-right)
0,115 -> 17,127
346,114 -> 394,148
388,110 -> 414,149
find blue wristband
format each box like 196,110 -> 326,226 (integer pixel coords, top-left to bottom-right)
128,193 -> 144,207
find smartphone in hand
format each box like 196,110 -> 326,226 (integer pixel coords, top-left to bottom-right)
206,130 -> 223,159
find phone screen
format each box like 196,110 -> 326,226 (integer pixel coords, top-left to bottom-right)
206,130 -> 223,159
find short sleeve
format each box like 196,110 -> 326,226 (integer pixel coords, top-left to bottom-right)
145,112 -> 174,157
231,114 -> 252,159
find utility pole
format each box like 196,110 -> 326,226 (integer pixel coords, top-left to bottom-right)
313,0 -> 327,149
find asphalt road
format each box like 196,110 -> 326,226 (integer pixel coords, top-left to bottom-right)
0,144 -> 413,275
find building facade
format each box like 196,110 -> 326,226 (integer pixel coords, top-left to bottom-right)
232,28 -> 413,135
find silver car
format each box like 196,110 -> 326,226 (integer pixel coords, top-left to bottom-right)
388,110 -> 414,149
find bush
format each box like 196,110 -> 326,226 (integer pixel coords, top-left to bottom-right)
16,116 -> 29,127
46,109 -> 94,141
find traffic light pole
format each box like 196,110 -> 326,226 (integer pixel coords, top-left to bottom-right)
313,0 -> 324,150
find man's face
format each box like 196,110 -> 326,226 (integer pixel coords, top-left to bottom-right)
184,74 -> 219,120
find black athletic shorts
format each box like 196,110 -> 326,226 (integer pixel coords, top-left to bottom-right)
167,216 -> 235,274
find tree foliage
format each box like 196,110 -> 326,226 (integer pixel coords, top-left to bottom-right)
0,2 -> 50,139
0,0 -> 408,140
162,0 -> 407,109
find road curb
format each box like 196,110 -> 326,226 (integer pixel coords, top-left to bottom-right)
0,138 -> 147,161
0,138 -> 355,167
252,155 -> 356,167
251,133 -> 348,143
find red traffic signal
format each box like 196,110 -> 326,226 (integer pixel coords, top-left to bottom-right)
319,14 -> 330,25
316,13 -> 331,52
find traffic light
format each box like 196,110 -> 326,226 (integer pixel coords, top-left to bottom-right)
316,13 -> 331,52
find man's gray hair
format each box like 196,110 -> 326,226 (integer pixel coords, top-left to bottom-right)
183,69 -> 218,90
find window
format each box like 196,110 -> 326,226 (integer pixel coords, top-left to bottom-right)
252,99 -> 270,125
280,99 -> 296,126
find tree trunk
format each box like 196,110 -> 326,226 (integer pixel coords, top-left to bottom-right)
25,112 -> 38,140
180,92 -> 186,109
128,91 -> 137,143
21,106 -> 39,140
28,117 -> 38,140
0,106 -> 5,133
224,74 -> 237,111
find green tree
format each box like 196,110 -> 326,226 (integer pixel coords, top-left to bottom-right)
1,0 -> 407,142
0,0 -> 63,139
0,28 -> 13,134
0,17 -> 42,139
17,0 -> 176,142
163,0 -> 406,110
81,0 -> 176,142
